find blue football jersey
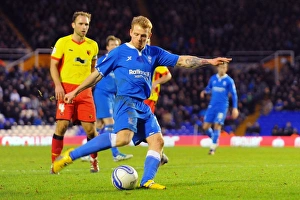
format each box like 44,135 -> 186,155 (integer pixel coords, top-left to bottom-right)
94,54 -> 117,93
205,74 -> 238,108
96,43 -> 179,100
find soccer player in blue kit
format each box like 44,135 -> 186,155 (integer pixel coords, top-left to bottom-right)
93,35 -> 133,162
53,15 -> 232,189
200,62 -> 239,155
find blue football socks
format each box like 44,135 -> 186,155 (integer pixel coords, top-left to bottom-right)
103,125 -> 120,157
70,132 -> 112,160
212,129 -> 221,144
140,150 -> 160,185
206,128 -> 213,138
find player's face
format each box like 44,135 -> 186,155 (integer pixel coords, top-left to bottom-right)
217,63 -> 228,76
106,40 -> 120,52
72,15 -> 90,38
130,25 -> 151,50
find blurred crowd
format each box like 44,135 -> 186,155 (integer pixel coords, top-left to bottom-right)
156,61 -> 299,135
0,15 -> 26,49
146,0 -> 300,56
2,0 -> 300,55
271,121 -> 298,137
1,0 -> 139,50
1,0 -> 300,135
0,65 -> 56,129
2,60 -> 299,135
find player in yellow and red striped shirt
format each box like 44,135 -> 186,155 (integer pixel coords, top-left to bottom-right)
50,11 -> 99,174
144,66 -> 172,113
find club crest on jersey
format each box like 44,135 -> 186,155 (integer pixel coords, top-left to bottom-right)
87,50 -> 91,55
147,56 -> 152,64
128,117 -> 134,125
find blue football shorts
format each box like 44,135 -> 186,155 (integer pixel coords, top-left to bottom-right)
113,95 -> 161,145
93,88 -> 115,119
204,105 -> 228,125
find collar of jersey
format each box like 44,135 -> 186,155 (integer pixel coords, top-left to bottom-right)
126,43 -> 146,52
216,74 -> 228,80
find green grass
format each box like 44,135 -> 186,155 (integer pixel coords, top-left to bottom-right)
1,146 -> 300,200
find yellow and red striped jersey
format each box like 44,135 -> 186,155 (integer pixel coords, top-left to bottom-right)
148,66 -> 170,102
51,35 -> 98,85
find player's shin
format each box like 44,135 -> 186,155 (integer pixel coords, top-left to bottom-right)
69,132 -> 114,160
211,129 -> 221,150
140,150 -> 160,185
206,128 -> 213,138
104,125 -> 120,156
87,137 -> 98,159
51,134 -> 64,162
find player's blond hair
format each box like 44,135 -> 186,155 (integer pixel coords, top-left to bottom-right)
131,16 -> 152,32
106,35 -> 121,46
72,11 -> 91,23
219,62 -> 229,67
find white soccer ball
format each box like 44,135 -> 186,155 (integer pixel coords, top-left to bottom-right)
111,165 -> 138,190
80,155 -> 90,162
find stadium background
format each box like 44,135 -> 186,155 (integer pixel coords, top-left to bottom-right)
0,0 -> 299,146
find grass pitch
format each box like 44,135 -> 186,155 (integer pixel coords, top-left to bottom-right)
0,146 -> 300,200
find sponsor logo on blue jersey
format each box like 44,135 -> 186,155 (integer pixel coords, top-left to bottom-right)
212,86 -> 225,92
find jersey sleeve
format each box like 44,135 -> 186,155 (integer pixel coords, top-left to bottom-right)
92,41 -> 99,60
51,38 -> 64,60
155,46 -> 179,67
205,77 -> 213,93
97,54 -> 107,65
96,48 -> 118,77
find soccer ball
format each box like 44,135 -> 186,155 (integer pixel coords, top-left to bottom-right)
80,155 -> 90,162
111,165 -> 138,190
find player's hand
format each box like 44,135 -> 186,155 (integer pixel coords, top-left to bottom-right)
231,108 -> 239,119
55,85 -> 65,101
208,57 -> 232,66
200,90 -> 205,98
64,91 -> 76,104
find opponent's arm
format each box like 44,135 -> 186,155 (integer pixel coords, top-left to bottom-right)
50,58 -> 64,101
91,59 -> 97,72
152,71 -> 172,89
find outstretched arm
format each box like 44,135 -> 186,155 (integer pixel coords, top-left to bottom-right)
176,56 -> 232,68
64,70 -> 103,103
152,70 -> 172,89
